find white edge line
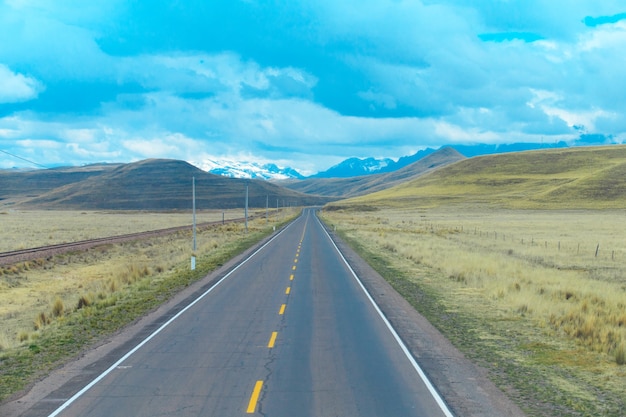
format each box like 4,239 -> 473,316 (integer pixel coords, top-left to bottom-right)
47,219 -> 298,417
315,213 -> 455,417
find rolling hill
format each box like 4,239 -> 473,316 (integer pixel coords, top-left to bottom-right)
281,146 -> 465,198
329,145 -> 626,209
0,159 -> 334,210
0,163 -> 121,202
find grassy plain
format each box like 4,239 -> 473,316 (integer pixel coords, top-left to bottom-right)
321,205 -> 626,416
0,208 -> 296,403
0,209 -> 247,252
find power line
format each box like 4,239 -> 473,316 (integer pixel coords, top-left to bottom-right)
0,149 -> 49,169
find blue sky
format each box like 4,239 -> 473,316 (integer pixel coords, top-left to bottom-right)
1,0 -> 626,174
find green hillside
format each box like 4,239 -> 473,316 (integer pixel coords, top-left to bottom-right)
332,145 -> 626,209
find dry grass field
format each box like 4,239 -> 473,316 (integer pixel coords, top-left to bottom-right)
321,206 -> 626,416
0,208 -> 296,402
0,209 -> 248,252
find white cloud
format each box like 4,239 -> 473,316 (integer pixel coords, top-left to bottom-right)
434,121 -> 500,143
121,133 -> 202,160
3,1 -> 626,173
16,139 -> 60,149
0,64 -> 43,103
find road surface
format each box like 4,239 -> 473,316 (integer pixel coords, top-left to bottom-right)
44,208 -> 453,416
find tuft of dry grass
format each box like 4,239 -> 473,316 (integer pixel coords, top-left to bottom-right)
51,298 -> 65,318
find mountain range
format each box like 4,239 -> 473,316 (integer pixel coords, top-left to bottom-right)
198,141 -> 575,181
279,147 -> 464,198
3,141 -> 624,211
0,147 -> 464,210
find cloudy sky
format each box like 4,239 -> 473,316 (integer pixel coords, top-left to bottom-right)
1,1 -> 625,174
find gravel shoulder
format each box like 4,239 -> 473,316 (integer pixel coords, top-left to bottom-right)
2,217 -> 526,417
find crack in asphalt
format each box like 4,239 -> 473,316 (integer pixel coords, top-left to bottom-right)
258,281 -> 290,416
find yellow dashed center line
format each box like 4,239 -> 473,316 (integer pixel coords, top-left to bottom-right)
268,331 -> 278,348
245,222 -> 310,414
246,380 -> 264,413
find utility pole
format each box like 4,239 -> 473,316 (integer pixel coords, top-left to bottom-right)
266,195 -> 269,224
191,177 -> 196,270
245,182 -> 249,233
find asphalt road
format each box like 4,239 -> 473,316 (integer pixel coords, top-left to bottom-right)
46,208 -> 453,417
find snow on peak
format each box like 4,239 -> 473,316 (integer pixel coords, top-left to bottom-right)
193,159 -> 304,180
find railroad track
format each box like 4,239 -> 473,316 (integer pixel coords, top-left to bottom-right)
0,218 -> 244,266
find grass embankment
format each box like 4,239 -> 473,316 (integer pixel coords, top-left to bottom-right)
321,207 -> 625,416
0,209 -> 298,403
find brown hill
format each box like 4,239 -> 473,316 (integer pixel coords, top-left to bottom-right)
0,163 -> 120,204
1,159 -> 334,210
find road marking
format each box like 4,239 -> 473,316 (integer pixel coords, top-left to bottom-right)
279,304 -> 286,315
317,213 -> 456,417
46,219 -> 299,417
289,274 -> 294,281
268,331 -> 278,348
246,380 -> 264,413
294,258 -> 298,263
285,287 -> 291,295
292,265 -> 296,270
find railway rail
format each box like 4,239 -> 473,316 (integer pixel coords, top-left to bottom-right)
0,218 -> 245,266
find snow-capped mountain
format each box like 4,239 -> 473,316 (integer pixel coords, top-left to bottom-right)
194,159 -> 304,180
311,156 -> 395,178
